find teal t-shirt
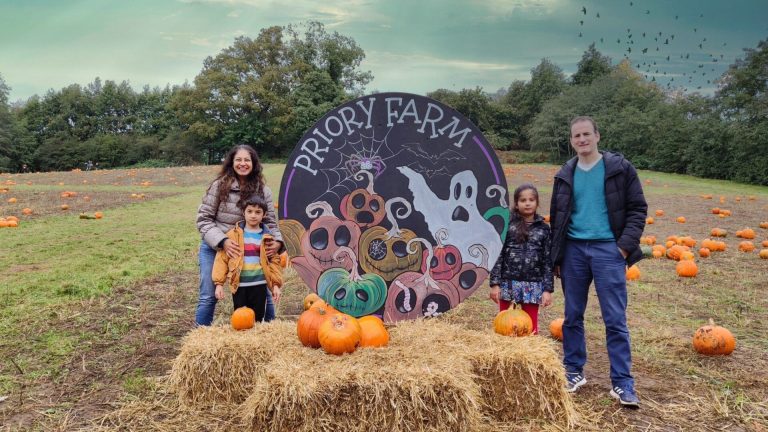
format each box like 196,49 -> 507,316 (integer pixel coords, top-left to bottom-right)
567,159 -> 615,241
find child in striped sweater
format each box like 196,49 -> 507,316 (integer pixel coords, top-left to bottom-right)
213,197 -> 283,322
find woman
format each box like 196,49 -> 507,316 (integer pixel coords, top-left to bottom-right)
195,144 -> 283,326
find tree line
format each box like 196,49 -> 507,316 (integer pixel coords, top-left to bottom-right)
0,23 -> 766,185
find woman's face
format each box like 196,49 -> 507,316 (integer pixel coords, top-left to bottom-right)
233,149 -> 253,178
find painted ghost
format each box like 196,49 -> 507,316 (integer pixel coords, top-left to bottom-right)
397,166 -> 502,267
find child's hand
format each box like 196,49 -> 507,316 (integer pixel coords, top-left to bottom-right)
489,285 -> 501,304
271,285 -> 282,303
215,285 -> 225,300
541,291 -> 553,308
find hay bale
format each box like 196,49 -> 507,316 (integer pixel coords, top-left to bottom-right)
469,334 -> 579,427
163,318 -> 577,430
167,320 -> 296,406
241,319 -> 483,432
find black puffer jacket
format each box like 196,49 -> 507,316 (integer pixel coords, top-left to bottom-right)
549,151 -> 648,267
489,213 -> 554,293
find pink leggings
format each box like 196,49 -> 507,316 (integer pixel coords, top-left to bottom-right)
499,300 -> 539,334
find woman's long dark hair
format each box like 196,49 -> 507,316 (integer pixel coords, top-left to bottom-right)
511,183 -> 539,243
211,144 -> 265,208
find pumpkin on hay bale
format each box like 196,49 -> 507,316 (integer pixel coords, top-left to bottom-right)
166,319 -> 577,431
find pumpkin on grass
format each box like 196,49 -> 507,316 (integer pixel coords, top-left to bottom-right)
22,208 -> 33,215
645,217 -> 654,225
231,306 -> 255,330
318,313 -> 361,355
626,265 -> 641,281
762,240 -> 768,248
738,241 -> 756,252
676,216 -> 686,223
549,318 -> 564,341
699,247 -> 711,258
693,319 -> 736,356
760,221 -> 768,229
710,228 -> 727,237
759,249 -> 768,259
736,228 -> 756,239
676,260 -> 698,277
493,307 -> 533,337
358,315 -> 389,348
655,209 -> 665,216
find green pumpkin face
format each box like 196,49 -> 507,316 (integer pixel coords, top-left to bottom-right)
318,268 -> 387,317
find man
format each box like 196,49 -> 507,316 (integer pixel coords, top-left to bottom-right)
549,116 -> 647,408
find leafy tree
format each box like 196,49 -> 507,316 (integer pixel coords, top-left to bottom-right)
571,43 -> 612,86
0,73 -> 14,171
716,38 -> 768,122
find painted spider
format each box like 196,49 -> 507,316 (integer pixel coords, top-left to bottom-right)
345,154 -> 386,178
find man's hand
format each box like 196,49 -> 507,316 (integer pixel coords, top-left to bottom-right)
553,265 -> 561,278
618,247 -> 628,259
489,285 -> 501,304
265,237 -> 281,258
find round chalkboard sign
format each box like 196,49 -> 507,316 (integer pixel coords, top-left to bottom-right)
278,93 -> 509,323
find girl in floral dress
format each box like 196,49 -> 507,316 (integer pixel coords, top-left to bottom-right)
489,183 -> 554,334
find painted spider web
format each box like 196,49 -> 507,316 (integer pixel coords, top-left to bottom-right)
313,129 -> 404,203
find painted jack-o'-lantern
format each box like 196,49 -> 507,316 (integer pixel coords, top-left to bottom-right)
317,246 -> 388,317
340,170 -> 386,228
359,197 -> 423,281
291,201 -> 362,292
483,184 -> 511,244
422,228 -> 462,280
278,219 -> 305,258
384,238 -> 461,323
449,244 -> 490,302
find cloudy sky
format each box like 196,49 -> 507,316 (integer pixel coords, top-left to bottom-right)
1,0 -> 765,102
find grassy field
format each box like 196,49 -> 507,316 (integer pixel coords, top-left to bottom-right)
0,163 -> 767,431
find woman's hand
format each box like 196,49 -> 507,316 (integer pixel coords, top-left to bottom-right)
223,239 -> 240,259
489,285 -> 501,304
215,285 -> 225,300
541,291 -> 553,308
271,285 -> 282,303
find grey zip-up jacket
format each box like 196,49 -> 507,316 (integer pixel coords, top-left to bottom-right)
196,178 -> 283,250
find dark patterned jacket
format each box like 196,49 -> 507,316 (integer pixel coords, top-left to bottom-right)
489,213 -> 554,292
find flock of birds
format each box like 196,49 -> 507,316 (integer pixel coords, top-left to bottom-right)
575,2 -> 739,94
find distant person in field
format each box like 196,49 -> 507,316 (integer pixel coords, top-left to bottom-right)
489,183 -> 553,334
549,116 -> 647,408
212,197 -> 283,322
195,144 -> 284,326
21,163 -> 29,173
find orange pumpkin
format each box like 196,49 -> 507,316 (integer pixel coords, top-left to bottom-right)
698,247 -> 711,258
493,307 -> 533,337
760,221 -> 768,229
626,265 -> 641,281
22,208 -> 33,215
318,313 -> 361,355
94,211 -> 103,219
6,220 -> 18,228
761,240 -> 768,248
710,228 -> 727,237
666,245 -> 689,261
693,319 -> 735,356
676,216 -> 686,223
645,217 -> 654,225
738,241 -> 755,252
680,236 -> 697,248
549,318 -> 564,341
655,209 -> 665,216
680,251 -> 695,261
736,228 -> 756,239
303,293 -> 322,311
297,307 -> 330,348
7,197 -> 17,203
721,209 -> 732,216
676,260 -> 698,277
652,249 -> 663,258
231,306 -> 255,330
358,315 -> 389,348
759,249 -> 768,259
711,207 -> 720,214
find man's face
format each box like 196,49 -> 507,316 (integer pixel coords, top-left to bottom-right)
570,120 -> 600,158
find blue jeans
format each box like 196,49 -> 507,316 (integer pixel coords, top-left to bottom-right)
195,242 -> 275,326
561,240 -> 634,389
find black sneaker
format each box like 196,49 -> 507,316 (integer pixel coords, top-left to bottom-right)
610,385 -> 640,408
565,372 -> 586,393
